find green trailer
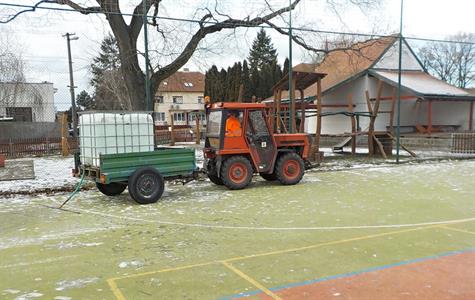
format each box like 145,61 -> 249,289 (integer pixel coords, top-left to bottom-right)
76,147 -> 196,204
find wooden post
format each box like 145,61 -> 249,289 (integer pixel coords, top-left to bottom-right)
299,89 -> 305,133
276,89 -> 282,133
61,112 -> 69,156
427,100 -> 433,135
237,84 -> 244,103
169,111 -> 175,146
195,115 -> 200,145
315,78 -> 322,155
348,94 -> 356,154
389,87 -> 396,133
365,90 -> 374,155
290,76 -> 297,133
469,101 -> 474,131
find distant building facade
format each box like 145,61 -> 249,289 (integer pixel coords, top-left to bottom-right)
0,82 -> 56,122
153,70 -> 205,126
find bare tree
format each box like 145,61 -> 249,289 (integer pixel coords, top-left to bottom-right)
17,0 -> 379,110
418,33 -> 475,89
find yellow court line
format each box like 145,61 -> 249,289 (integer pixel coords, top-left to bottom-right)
224,225 -> 436,262
107,225 -> 439,300
107,278 -> 126,300
438,225 -> 475,235
221,261 -> 282,300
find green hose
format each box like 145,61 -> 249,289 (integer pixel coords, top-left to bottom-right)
58,171 -> 86,209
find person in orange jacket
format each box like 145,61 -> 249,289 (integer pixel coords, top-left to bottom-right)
225,111 -> 242,137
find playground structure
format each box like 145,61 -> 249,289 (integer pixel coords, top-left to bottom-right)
270,65 -> 417,159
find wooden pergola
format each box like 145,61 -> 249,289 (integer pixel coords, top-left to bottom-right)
271,66 -> 326,156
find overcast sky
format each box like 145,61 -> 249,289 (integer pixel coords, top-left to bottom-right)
1,0 -> 475,110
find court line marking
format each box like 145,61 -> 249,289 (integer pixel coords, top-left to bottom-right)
220,247 -> 475,300
106,225 -> 440,300
221,261 -> 282,300
47,201 -> 475,231
438,225 -> 475,235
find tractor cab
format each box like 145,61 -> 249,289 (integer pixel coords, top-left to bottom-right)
204,102 -> 311,190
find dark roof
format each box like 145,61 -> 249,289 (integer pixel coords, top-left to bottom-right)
157,71 -> 205,93
272,63 -> 326,91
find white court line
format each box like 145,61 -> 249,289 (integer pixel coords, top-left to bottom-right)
42,199 -> 475,231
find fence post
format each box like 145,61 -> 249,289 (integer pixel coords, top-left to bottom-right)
61,112 -> 69,156
169,111 -> 175,146
195,116 -> 200,145
9,138 -> 14,158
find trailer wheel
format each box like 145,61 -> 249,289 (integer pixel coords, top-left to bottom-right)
96,182 -> 127,196
221,156 -> 253,190
128,167 -> 165,204
260,173 -> 277,181
275,152 -> 305,185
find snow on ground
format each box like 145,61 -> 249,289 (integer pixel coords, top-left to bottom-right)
0,157 -> 78,194
0,144 -> 473,195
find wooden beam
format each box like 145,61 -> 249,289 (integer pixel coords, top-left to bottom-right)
427,100 -> 433,135
276,89 -> 282,133
373,135 -> 388,159
365,90 -> 374,155
195,115 -> 200,145
169,111 -> 175,146
291,76 -> 297,133
469,102 -> 474,131
389,87 -> 396,133
237,84 -> 244,103
387,132 -> 417,157
369,95 -> 417,101
299,89 -> 305,133
315,78 -> 322,155
61,112 -> 69,157
348,94 -> 356,154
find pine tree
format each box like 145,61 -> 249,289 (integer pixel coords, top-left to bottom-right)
283,57 -> 290,76
76,90 -> 95,110
248,28 -> 278,73
242,60 -> 252,102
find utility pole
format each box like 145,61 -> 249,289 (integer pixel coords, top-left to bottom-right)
288,0 -> 294,133
143,3 -> 152,111
64,32 -> 79,137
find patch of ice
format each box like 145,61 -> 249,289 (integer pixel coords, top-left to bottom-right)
118,260 -> 143,269
14,292 -> 43,299
54,297 -> 72,300
4,289 -> 20,294
55,277 -> 99,291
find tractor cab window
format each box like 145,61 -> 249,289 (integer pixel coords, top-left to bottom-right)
206,111 -> 222,137
225,110 -> 243,137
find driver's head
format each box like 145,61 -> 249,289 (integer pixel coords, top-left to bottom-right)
229,110 -> 239,118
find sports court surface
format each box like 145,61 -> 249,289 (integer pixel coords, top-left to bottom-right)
1,160 -> 474,299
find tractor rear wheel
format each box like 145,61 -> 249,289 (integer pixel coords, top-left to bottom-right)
275,152 -> 305,185
128,167 -> 165,204
206,159 -> 223,185
96,182 -> 127,196
221,156 -> 253,190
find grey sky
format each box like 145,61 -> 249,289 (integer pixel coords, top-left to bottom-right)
1,0 -> 474,110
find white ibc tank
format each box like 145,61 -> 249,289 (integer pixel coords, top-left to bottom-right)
79,112 -> 154,167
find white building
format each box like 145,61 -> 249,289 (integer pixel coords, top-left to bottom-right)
0,81 -> 56,122
153,70 -> 205,126
279,37 -> 475,136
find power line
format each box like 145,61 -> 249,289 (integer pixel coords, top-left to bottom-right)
0,1 -> 474,46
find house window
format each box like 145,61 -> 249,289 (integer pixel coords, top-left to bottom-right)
173,96 -> 183,104
154,112 -> 166,121
198,96 -> 204,104
155,96 -> 164,103
173,112 -> 186,122
189,112 -> 205,122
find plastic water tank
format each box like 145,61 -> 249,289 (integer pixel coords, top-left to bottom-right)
79,112 -> 154,167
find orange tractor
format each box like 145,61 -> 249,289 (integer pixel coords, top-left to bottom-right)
204,102 -> 312,190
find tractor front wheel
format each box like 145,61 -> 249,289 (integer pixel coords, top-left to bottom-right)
221,156 -> 253,190
96,182 -> 127,196
275,152 -> 305,185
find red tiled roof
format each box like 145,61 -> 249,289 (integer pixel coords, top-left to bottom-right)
157,71 -> 205,93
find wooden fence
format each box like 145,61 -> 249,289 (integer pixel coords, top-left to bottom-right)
451,132 -> 475,154
0,129 -> 203,158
